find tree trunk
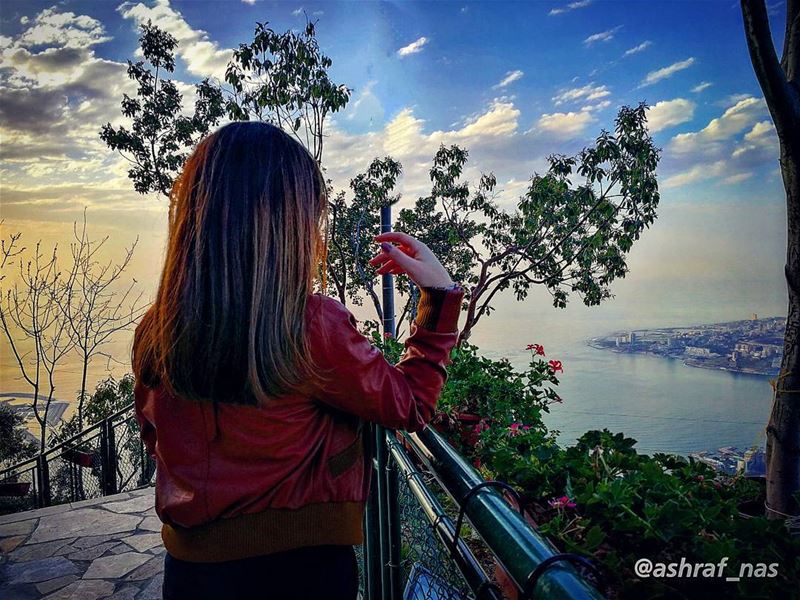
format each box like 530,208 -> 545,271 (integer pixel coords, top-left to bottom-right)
78,354 -> 89,431
767,147 -> 800,517
740,0 -> 800,518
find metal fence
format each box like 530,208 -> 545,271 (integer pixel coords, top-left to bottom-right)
0,405 -> 155,513
357,424 -> 604,600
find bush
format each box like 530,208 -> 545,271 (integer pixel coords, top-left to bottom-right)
424,342 -> 800,598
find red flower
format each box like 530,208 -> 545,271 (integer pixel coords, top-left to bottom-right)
383,332 -> 393,339
508,422 -> 531,437
548,495 -> 577,509
548,360 -> 563,373
526,343 -> 545,356
474,419 -> 490,433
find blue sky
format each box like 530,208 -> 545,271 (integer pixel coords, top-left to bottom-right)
0,0 -> 791,350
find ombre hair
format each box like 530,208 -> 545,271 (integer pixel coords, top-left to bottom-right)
133,121 -> 328,405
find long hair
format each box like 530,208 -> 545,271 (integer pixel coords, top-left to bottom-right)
133,121 -> 328,405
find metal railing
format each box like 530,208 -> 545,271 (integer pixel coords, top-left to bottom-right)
0,405 -> 155,513
358,424 -> 604,599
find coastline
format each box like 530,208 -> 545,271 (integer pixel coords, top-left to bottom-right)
587,340 -> 775,378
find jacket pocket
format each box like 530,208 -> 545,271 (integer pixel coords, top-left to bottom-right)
328,427 -> 364,478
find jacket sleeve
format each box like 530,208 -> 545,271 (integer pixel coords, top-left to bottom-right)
134,380 -> 157,458
307,286 -> 464,432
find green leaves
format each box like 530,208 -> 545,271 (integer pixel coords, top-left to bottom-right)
377,104 -> 662,342
99,21 -> 224,197
224,19 -> 351,163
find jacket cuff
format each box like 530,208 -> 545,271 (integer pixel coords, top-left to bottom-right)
415,285 -> 464,333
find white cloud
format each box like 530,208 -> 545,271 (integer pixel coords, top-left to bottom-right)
731,120 -> 778,161
623,41 -> 652,57
584,26 -> 622,46
323,99 -> 531,204
552,83 -> 610,106
640,57 -> 695,87
691,81 -> 712,93
549,0 -> 592,16
534,111 -> 594,139
647,98 -> 695,133
397,37 -> 428,57
669,96 -> 767,155
493,70 -> 524,89
662,160 -> 727,188
581,100 -> 611,112
16,7 -> 110,49
118,0 -> 232,80
722,172 -> 753,185
661,96 -> 775,190
292,7 -> 304,16
242,0 -> 256,4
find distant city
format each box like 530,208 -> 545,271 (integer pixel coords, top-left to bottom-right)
589,315 -> 785,377
689,446 -> 766,477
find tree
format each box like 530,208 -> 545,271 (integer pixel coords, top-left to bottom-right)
740,0 -> 800,517
55,375 -> 135,443
58,214 -> 147,431
396,104 -> 660,344
0,403 -> 37,469
100,21 -> 225,197
224,19 -> 351,164
1,237 -> 74,452
326,158 -> 402,320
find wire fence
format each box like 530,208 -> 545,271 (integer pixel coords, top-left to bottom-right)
396,468 -> 475,600
0,405 -> 155,514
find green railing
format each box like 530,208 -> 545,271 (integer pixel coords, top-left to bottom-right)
358,423 -> 604,599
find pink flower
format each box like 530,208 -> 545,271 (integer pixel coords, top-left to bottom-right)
383,332 -> 393,339
527,343 -> 546,356
548,495 -> 577,509
509,422 -> 531,437
548,360 -> 563,373
696,475 -> 704,482
473,419 -> 490,435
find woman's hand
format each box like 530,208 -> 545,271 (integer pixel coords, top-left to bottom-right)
369,232 -> 455,289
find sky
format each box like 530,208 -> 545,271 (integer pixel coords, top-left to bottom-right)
0,0 -> 792,395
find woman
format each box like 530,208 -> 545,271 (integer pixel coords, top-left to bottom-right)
132,121 -> 464,599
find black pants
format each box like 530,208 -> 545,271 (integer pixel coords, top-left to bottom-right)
163,545 -> 360,600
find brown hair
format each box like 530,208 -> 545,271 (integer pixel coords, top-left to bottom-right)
133,121 -> 328,405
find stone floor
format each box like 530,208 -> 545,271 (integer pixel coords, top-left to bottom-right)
0,486 -> 163,599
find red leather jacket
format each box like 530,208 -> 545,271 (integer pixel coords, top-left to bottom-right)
134,286 -> 464,562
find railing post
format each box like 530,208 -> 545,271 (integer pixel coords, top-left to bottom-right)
106,418 -> 118,495
35,454 -> 50,508
100,418 -> 118,496
378,203 -> 403,600
364,442 -> 382,600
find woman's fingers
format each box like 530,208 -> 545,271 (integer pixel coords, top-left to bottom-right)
374,232 -> 420,256
376,259 -> 405,275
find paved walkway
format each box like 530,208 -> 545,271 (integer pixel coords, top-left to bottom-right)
0,486 -> 163,599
